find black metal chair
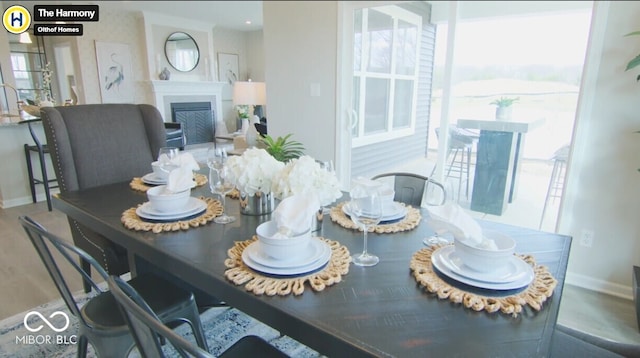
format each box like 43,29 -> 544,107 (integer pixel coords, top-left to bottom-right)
108,275 -> 288,358
432,125 -> 479,200
372,172 -> 446,207
19,216 -> 209,358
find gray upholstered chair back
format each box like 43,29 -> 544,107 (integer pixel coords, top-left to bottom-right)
41,104 -> 166,192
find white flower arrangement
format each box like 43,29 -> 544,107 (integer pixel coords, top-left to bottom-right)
236,105 -> 250,119
226,148 -> 284,196
271,155 -> 342,207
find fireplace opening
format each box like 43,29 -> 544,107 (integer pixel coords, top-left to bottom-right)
170,102 -> 215,146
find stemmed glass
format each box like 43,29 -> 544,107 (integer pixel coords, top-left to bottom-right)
157,147 -> 180,178
423,180 -> 455,246
207,147 -> 236,224
350,192 -> 383,266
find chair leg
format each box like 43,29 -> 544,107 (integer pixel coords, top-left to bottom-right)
77,335 -> 88,358
24,145 -> 37,203
37,147 -> 53,211
187,300 -> 209,351
539,160 -> 561,229
81,258 -> 92,293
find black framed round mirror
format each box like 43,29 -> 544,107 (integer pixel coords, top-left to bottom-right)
164,32 -> 200,72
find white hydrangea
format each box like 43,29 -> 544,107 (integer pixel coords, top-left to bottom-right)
226,148 -> 284,196
271,155 -> 342,207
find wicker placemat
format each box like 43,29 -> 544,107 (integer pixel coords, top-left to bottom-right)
228,188 -> 240,199
129,173 -> 208,192
224,237 -> 351,296
410,244 -> 557,317
121,196 -> 222,233
329,201 -> 421,233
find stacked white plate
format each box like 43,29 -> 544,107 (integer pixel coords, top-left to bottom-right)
342,201 -> 407,223
431,246 -> 534,290
242,237 -> 331,276
141,172 -> 167,185
136,197 -> 207,221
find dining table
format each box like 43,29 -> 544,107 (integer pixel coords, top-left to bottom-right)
51,176 -> 571,357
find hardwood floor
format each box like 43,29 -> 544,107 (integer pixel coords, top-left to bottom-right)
0,201 -> 83,320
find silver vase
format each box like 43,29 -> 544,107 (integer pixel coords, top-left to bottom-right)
239,192 -> 274,215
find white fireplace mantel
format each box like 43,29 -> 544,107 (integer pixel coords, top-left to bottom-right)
147,80 -> 226,122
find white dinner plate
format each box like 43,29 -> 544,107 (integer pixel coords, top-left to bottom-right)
342,202 -> 407,222
247,238 -> 327,269
136,197 -> 207,220
434,245 -> 533,283
142,173 -> 166,185
431,246 -> 534,290
242,238 -> 331,276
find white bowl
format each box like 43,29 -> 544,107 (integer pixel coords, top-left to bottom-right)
151,161 -> 169,180
256,220 -> 312,260
454,231 -> 516,273
146,185 -> 190,213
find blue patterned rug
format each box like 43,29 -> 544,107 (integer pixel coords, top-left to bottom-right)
0,282 -> 319,357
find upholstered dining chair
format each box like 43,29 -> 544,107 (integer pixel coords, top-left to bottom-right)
108,275 -> 289,358
19,216 -> 209,358
40,104 -> 166,293
371,172 -> 446,207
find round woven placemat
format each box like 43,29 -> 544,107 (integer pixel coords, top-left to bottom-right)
410,244 -> 557,317
329,201 -> 421,233
129,173 -> 208,192
224,237 -> 351,296
121,196 -> 222,233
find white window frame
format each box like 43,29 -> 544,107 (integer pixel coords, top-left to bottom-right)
352,5 -> 422,148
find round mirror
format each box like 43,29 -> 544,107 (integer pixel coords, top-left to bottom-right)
164,32 -> 200,72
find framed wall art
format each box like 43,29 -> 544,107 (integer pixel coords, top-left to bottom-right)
217,52 -> 239,85
95,41 -> 134,103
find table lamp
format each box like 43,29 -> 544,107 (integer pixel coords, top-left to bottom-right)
232,80 -> 266,146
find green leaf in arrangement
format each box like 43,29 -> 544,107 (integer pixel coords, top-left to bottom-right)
259,133 -> 305,162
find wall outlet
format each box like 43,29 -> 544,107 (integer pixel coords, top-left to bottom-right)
580,229 -> 594,247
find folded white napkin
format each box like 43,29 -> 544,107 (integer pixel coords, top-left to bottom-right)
272,194 -> 320,238
350,177 -> 384,198
158,152 -> 200,172
427,202 -> 497,250
166,166 -> 196,193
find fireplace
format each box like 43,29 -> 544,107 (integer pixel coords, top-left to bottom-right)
170,102 -> 214,145
147,80 -> 226,147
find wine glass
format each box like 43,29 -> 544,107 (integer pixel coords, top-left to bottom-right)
207,146 -> 227,171
157,147 -> 180,177
209,165 -> 236,224
350,192 -> 383,267
423,180 -> 455,246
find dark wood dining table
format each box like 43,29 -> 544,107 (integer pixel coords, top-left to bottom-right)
52,179 -> 571,357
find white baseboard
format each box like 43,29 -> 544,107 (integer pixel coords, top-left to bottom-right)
0,189 -> 60,209
565,271 -> 633,301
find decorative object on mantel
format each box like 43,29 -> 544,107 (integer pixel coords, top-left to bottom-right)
329,201 -> 421,233
121,196 -> 222,233
129,173 -> 207,192
159,67 -> 171,81
224,236 -> 351,296
410,244 -> 557,317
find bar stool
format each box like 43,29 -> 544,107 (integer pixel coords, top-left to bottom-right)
21,118 -> 58,211
539,145 -> 569,229
431,125 -> 478,201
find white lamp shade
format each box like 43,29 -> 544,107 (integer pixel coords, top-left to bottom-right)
232,81 -> 266,105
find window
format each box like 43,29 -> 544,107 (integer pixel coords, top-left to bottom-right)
352,6 -> 422,147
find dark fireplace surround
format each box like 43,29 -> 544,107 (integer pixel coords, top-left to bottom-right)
170,102 -> 215,146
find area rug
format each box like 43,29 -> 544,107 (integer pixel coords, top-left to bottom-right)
0,281 -> 320,357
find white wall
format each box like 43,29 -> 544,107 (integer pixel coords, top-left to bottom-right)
263,1 -> 338,164
559,1 -> 640,297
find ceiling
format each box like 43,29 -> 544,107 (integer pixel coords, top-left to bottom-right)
116,1 -> 263,31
